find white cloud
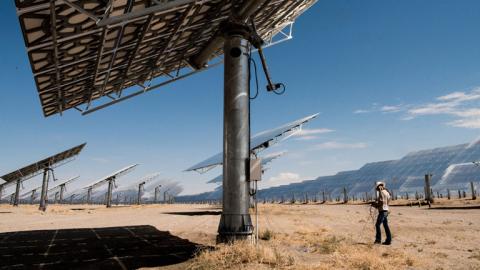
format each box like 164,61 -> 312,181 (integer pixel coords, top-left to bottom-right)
447,118 -> 480,129
381,105 -> 403,113
266,172 -> 304,187
315,141 -> 368,150
452,108 -> 480,118
407,102 -> 456,116
356,86 -> 480,129
354,109 -> 370,114
436,88 -> 480,102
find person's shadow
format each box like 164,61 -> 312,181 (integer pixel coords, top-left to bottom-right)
0,225 -> 207,269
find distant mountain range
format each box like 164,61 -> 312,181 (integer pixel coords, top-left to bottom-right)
178,140 -> 480,202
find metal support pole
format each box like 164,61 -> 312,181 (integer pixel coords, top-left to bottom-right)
154,186 -> 160,203
39,168 -> 50,211
0,185 -> 3,202
106,178 -> 114,208
54,192 -> 59,204
343,187 -> 348,203
217,29 -> 253,243
471,182 -> 477,200
424,174 -> 433,203
13,179 -> 22,206
87,187 -> 92,204
137,182 -> 145,205
30,190 -> 36,204
59,185 -> 65,203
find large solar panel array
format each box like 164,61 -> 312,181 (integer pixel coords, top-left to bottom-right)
16,0 -> 317,116
0,143 -> 86,183
255,141 -> 480,199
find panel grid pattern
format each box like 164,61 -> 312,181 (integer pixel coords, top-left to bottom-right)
0,143 -> 86,183
16,0 -> 317,116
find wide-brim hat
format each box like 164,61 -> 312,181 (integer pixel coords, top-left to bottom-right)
375,181 -> 386,188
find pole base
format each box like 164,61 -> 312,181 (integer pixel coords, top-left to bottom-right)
217,213 -> 253,243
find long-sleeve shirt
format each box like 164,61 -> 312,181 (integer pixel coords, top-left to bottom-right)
378,189 -> 390,211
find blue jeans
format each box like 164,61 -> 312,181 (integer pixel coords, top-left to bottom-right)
375,210 -> 391,243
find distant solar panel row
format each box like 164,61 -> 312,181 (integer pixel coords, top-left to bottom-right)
16,0 -> 317,116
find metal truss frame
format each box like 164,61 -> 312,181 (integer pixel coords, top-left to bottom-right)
16,0 -> 317,117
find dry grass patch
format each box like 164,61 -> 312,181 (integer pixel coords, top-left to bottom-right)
187,240 -> 295,270
274,228 -> 340,254
186,203 -> 430,270
325,244 -> 418,270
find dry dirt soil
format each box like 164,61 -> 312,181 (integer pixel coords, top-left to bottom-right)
0,199 -> 479,269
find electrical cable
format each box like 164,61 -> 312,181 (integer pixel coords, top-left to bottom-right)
250,19 -> 285,94
248,46 -> 259,100
249,57 -> 260,99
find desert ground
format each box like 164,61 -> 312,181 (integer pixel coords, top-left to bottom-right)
0,199 -> 479,269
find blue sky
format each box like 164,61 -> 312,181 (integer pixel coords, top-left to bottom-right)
1,0 -> 480,195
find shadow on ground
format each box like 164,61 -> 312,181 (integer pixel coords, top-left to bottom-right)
427,205 -> 480,210
163,211 -> 221,216
0,225 -> 206,269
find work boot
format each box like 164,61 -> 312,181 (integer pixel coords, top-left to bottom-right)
382,241 -> 391,245
374,240 -> 381,244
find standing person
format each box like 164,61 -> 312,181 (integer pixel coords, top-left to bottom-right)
374,181 -> 392,245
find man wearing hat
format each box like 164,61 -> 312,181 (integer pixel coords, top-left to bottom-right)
374,181 -> 392,245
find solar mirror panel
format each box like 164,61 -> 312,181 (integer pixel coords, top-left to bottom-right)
115,172 -> 160,190
186,113 -> 318,172
0,143 -> 86,183
48,175 -> 80,191
16,0 -> 317,116
85,164 -> 138,189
